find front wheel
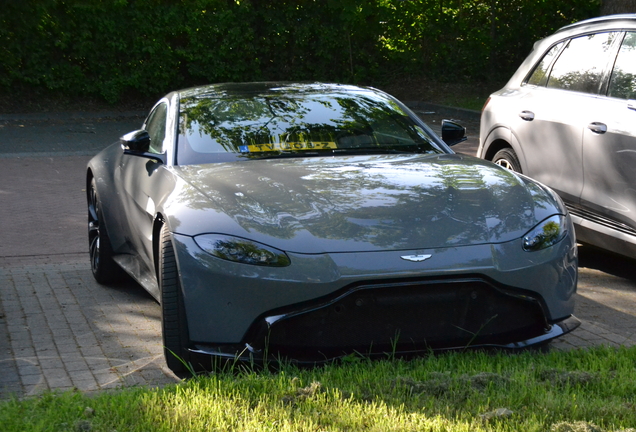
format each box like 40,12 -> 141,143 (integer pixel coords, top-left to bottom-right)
492,148 -> 522,173
159,224 -> 192,375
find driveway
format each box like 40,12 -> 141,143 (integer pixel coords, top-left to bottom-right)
0,105 -> 634,400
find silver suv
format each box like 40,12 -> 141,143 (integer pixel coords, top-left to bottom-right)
479,14 -> 636,259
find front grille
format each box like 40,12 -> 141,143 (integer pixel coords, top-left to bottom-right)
243,278 -> 548,360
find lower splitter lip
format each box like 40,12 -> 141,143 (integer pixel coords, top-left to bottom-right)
187,315 -> 581,368
500,315 -> 580,349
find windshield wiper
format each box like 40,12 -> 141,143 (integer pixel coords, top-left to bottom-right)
331,148 -> 414,155
251,148 -> 423,160
255,151 -> 325,160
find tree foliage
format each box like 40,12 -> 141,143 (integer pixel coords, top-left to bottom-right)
0,0 -> 600,103
601,0 -> 636,15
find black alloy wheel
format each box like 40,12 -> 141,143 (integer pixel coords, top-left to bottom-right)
88,178 -> 124,284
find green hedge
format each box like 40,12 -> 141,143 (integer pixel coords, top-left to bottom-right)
0,0 -> 600,103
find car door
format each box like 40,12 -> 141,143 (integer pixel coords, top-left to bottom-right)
513,32 -> 621,205
116,101 -> 169,280
579,31 -> 636,232
511,87 -> 587,205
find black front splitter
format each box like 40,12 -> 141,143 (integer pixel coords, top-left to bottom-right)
185,315 -> 581,371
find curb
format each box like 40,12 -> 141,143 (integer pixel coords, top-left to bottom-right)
404,101 -> 481,121
0,111 -> 147,123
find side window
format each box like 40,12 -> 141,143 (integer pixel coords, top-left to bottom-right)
526,42 -> 564,86
145,103 -> 168,154
547,32 -> 619,94
608,32 -> 636,100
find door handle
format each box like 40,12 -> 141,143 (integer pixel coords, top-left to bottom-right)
519,110 -> 535,121
587,122 -> 607,134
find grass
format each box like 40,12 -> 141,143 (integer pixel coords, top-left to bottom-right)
2,346 -> 636,431
437,93 -> 490,111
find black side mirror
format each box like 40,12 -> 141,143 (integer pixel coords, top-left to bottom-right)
120,130 -> 166,164
441,120 -> 467,146
120,130 -> 151,153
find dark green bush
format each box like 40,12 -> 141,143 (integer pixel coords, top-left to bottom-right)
0,0 -> 600,104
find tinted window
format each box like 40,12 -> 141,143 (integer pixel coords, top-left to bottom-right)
526,42 -> 564,86
547,32 -> 619,94
608,32 -> 636,100
177,89 -> 443,165
145,103 -> 168,154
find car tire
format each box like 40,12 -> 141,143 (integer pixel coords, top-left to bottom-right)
88,178 -> 125,284
492,148 -> 522,172
159,224 -> 192,375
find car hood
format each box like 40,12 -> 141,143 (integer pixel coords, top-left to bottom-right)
169,153 -> 562,253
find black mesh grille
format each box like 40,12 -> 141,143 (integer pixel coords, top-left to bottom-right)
244,279 -> 548,360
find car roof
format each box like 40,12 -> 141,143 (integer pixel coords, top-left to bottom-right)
176,82 -> 379,101
501,14 -> 636,90
557,13 -> 636,33
532,14 -> 636,61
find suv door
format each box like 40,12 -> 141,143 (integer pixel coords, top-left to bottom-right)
514,32 -> 621,205
579,31 -> 636,236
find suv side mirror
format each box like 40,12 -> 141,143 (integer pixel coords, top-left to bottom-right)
441,120 -> 467,146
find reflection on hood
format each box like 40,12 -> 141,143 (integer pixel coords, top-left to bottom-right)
171,153 -> 559,253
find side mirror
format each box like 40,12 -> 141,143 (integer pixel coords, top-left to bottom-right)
120,130 -> 166,164
441,120 -> 467,146
120,130 -> 151,153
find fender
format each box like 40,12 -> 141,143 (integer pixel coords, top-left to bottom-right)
481,125 -> 529,174
87,143 -> 130,253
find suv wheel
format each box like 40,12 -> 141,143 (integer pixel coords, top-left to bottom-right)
492,148 -> 521,172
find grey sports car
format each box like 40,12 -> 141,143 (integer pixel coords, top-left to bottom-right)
87,82 -> 579,373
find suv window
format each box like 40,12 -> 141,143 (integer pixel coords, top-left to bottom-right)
547,32 -> 619,94
526,42 -> 564,86
608,32 -> 636,100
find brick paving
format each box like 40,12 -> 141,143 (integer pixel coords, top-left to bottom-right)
0,107 -> 635,400
0,255 -> 178,399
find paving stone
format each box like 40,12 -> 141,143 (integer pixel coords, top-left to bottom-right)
0,371 -> 20,385
62,359 -> 90,374
12,347 -> 36,358
16,360 -> 41,375
80,347 -> 107,358
70,375 -> 99,390
601,332 -> 631,345
38,357 -> 66,370
56,343 -> 81,356
20,374 -> 46,387
45,370 -> 73,386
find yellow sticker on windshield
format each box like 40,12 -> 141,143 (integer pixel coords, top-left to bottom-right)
243,142 -> 337,152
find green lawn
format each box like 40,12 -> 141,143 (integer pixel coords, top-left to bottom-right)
2,346 -> 635,431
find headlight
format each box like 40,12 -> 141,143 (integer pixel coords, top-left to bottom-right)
522,215 -> 567,252
194,234 -> 291,267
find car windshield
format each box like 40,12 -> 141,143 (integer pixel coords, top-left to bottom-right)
176,84 -> 445,165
